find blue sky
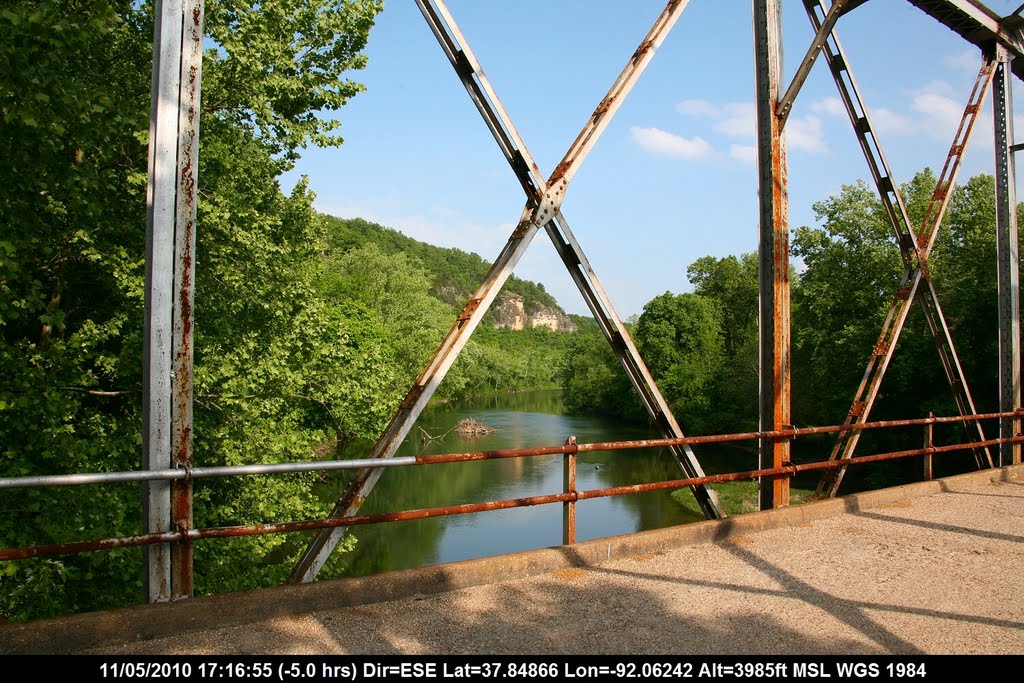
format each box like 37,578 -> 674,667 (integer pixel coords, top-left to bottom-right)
281,0 -> 1024,317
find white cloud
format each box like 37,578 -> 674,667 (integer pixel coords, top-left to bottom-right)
678,99 -> 755,139
630,126 -> 713,159
811,97 -> 845,117
787,115 -> 828,153
907,81 -> 995,146
921,80 -> 956,97
912,91 -> 963,137
872,107 -> 915,135
714,102 -> 756,138
943,48 -> 983,73
730,144 -> 757,165
676,99 -> 718,117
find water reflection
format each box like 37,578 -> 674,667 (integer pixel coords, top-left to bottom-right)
319,390 -> 754,579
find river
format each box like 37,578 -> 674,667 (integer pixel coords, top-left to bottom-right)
318,390 -> 756,579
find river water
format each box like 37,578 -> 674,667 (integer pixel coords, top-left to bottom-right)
320,390 -> 755,579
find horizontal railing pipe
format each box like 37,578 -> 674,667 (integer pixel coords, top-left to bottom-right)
2,410 -> 1021,491
0,456 -> 419,490
3,431 -> 1021,563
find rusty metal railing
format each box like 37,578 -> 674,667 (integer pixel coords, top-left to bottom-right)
2,409 -> 1021,565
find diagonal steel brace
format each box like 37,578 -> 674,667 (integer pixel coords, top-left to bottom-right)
801,0 -> 993,498
288,0 -> 721,585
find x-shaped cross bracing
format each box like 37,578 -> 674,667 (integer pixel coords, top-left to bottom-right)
289,0 -> 723,584
794,0 -> 998,497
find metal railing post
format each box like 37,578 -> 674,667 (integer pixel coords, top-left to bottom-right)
924,412 -> 934,481
563,437 -> 577,545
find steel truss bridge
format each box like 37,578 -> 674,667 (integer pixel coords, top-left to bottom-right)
2,0 -> 1023,607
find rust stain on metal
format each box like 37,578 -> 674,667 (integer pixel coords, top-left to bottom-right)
633,38 -> 655,61
457,298 -> 481,322
510,220 -> 532,240
400,384 -> 425,411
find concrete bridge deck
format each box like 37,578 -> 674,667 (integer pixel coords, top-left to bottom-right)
3,465 -> 1023,655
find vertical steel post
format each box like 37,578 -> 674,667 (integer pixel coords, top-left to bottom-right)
169,0 -> 204,599
562,436 -> 577,546
143,0 -> 184,603
994,48 -> 1021,468
754,0 -> 790,510
924,412 -> 934,481
144,0 -> 201,601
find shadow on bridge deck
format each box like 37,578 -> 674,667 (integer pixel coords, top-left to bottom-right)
2,465 -> 1022,655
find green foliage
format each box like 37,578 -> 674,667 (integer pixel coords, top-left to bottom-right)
792,178 -> 904,425
203,0 -> 382,166
322,216 -> 561,314
0,0 -> 381,620
633,292 -> 723,434
687,253 -> 761,433
559,326 -> 643,423
790,169 -> 1019,437
670,480 -> 813,517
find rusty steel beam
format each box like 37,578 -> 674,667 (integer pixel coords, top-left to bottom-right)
7,431 -> 1023,564
168,0 -> 204,600
803,0 -> 993,498
288,0 -> 720,585
755,0 -> 791,511
994,48 -> 1022,467
143,0 -> 203,601
549,0 -> 690,187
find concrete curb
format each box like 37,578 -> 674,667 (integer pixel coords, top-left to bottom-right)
3,463 -> 1022,654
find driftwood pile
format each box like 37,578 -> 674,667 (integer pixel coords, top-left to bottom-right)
455,418 -> 496,436
418,417 -> 496,444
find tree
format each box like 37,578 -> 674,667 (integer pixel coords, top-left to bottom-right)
686,253 -> 760,432
791,177 -> 907,426
633,292 -> 724,434
0,0 -> 382,619
791,169 -> 1021,469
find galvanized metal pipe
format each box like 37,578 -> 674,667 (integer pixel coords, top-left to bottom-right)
0,457 -> 418,490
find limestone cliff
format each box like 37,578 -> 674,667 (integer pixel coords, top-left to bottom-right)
493,294 -> 578,332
